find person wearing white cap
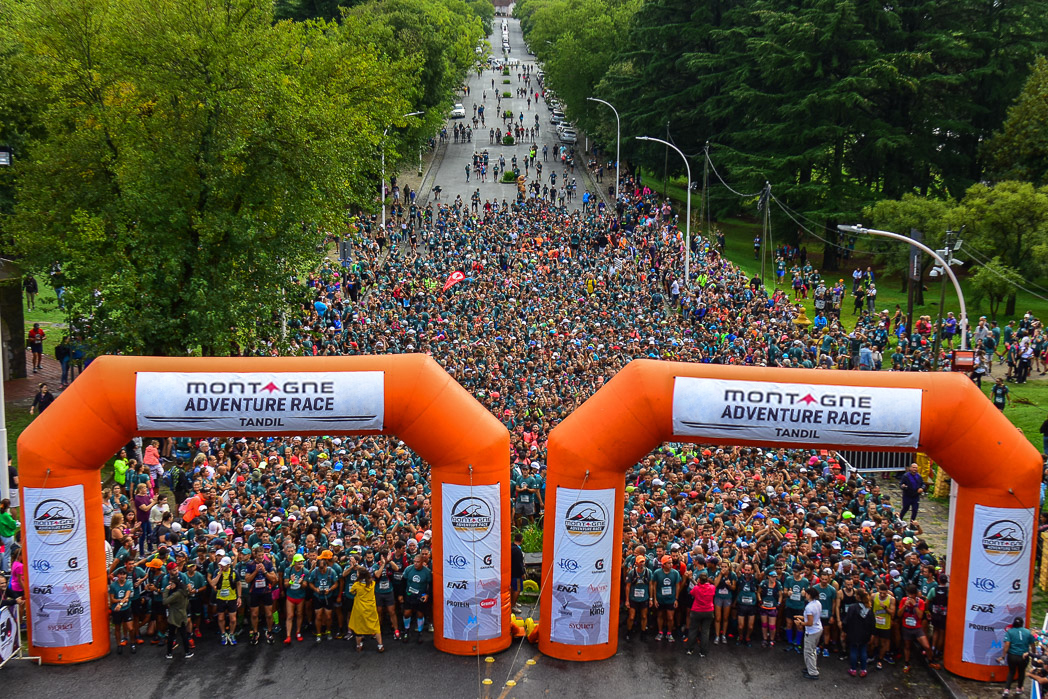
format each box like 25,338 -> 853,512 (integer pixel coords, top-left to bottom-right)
209,555 -> 240,646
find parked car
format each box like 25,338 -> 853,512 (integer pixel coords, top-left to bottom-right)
550,110 -> 566,125
559,129 -> 578,144
450,103 -> 466,119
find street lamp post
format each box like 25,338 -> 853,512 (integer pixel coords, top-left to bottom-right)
380,111 -> 424,234
586,97 -> 619,203
0,147 -> 10,505
838,224 -> 968,351
637,135 -> 691,285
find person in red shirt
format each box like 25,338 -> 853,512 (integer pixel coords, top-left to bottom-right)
685,572 -> 715,657
27,323 -> 45,372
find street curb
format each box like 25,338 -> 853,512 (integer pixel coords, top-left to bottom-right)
416,138 -> 448,208
931,666 -> 974,699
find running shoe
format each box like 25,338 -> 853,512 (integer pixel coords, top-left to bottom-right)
165,653 -> 173,659
266,632 -> 274,645
221,635 -> 228,646
229,634 -> 237,646
656,632 -> 664,642
394,629 -> 401,640
185,651 -> 194,659
903,665 -> 911,673
296,633 -> 303,642
667,635 -> 675,644
130,643 -> 136,654
822,648 -> 829,657
859,671 -> 867,678
848,669 -> 857,677
316,634 -> 322,643
284,637 -> 291,646
711,635 -> 718,645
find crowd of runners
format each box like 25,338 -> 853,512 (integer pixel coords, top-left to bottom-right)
4,62 -> 1048,694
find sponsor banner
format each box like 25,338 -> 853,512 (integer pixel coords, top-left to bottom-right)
24,485 -> 92,648
963,505 -> 1034,665
135,371 -> 384,432
441,483 -> 501,642
672,377 -> 922,448
550,487 -> 614,645
0,606 -> 19,663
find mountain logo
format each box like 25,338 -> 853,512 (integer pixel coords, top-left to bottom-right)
564,500 -> 608,545
32,498 -> 79,545
450,497 -> 494,542
981,519 -> 1026,565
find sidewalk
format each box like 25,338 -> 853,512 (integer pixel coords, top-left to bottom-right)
4,353 -> 65,402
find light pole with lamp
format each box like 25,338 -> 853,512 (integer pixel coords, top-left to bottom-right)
838,224 -> 968,351
637,135 -> 691,285
586,97 -> 619,203
0,145 -> 10,506
380,111 -> 424,234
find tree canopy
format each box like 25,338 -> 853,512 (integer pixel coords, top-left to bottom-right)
0,0 -> 481,355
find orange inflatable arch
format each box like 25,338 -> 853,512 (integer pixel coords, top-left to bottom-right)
539,360 -> 1041,681
17,354 -> 511,663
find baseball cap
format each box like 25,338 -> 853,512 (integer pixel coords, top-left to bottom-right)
660,555 -> 671,564
219,556 -> 232,566
319,550 -> 333,560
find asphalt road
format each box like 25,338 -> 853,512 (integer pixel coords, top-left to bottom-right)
2,620 -> 949,699
1,18 -> 951,699
422,18 -> 597,212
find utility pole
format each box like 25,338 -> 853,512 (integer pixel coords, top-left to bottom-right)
930,227 -> 965,368
662,121 -> 669,198
906,228 -> 923,343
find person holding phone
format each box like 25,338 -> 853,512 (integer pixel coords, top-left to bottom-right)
246,546 -> 277,645
372,549 -> 400,639
798,586 -> 823,680
209,555 -> 240,646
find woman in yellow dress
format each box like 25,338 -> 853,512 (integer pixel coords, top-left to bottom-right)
349,564 -> 384,652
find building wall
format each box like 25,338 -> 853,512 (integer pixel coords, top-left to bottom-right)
0,279 -> 27,381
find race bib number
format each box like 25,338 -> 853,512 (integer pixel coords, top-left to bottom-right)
875,613 -> 887,626
633,587 -> 646,600
904,616 -> 918,628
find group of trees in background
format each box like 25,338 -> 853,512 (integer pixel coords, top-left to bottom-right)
517,0 -> 1048,299
0,0 -> 485,355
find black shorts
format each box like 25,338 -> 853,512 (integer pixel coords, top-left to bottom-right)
376,593 -> 396,608
215,598 -> 238,614
132,598 -> 150,616
189,597 -> 204,616
313,597 -> 333,610
112,608 -> 131,624
873,627 -> 891,639
737,604 -> 757,617
249,592 -> 272,609
628,599 -> 649,610
657,601 -> 675,611
404,598 -> 425,613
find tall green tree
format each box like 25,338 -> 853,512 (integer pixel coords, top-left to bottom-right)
983,55 -> 1048,186
5,0 -> 409,355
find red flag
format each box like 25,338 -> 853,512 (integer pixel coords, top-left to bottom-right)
442,270 -> 466,293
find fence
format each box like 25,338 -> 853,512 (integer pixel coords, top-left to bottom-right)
837,449 -> 916,474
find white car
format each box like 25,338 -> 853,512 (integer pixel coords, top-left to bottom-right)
550,110 -> 566,125
559,129 -> 578,144
450,104 -> 466,119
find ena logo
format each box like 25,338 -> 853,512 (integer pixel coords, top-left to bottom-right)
446,580 -> 468,590
556,583 -> 579,594
32,585 -> 53,595
970,603 -> 995,613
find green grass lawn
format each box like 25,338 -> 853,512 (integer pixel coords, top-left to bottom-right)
645,170 -> 1048,333
22,284 -> 67,357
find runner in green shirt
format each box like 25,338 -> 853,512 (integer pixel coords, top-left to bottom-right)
283,554 -> 308,644
625,555 -> 652,641
652,556 -> 682,642
401,554 -> 432,643
108,568 -> 135,653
